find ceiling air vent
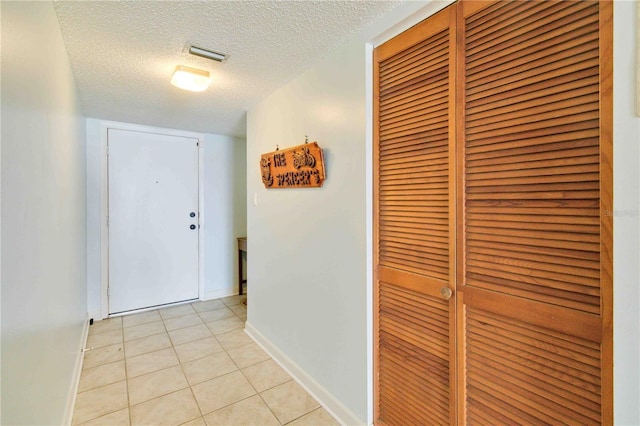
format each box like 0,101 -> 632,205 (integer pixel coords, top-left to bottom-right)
188,45 -> 227,63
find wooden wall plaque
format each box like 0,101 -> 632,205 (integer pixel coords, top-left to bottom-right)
260,142 -> 326,188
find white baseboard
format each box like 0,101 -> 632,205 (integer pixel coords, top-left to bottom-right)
63,315 -> 90,425
244,322 -> 363,426
203,288 -> 237,301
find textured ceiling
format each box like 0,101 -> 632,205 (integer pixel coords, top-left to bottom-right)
53,1 -> 401,137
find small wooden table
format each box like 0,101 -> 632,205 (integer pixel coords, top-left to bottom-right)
237,237 -> 247,295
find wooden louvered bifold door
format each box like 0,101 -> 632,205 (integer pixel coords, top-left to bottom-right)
374,5 -> 457,425
374,0 -> 613,424
457,1 -> 613,424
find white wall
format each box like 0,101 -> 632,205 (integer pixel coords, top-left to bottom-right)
85,120 -> 247,316
247,1 -> 640,425
613,1 -> 640,424
86,118 -> 101,317
1,2 -> 88,424
203,134 -> 247,299
245,2 -> 439,424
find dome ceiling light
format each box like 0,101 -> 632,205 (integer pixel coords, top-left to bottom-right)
170,65 -> 211,92
170,45 -> 228,92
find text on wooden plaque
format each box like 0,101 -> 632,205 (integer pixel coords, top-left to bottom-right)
260,142 -> 326,188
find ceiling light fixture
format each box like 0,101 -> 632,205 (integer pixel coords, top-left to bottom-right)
170,65 -> 211,92
188,45 -> 227,63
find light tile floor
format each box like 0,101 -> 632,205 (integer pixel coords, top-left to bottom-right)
72,295 -> 339,426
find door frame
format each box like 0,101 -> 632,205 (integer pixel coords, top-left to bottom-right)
98,120 -> 205,319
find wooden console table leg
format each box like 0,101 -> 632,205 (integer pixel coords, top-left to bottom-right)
237,237 -> 247,296
238,248 -> 244,296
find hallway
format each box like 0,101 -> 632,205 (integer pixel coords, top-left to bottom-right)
72,296 -> 337,425
3,1 -> 640,424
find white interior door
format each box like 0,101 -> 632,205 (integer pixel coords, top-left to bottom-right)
108,128 -> 199,314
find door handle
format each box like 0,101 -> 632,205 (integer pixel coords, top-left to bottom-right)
190,224 -> 196,230
440,287 -> 453,300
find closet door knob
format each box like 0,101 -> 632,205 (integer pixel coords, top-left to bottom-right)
440,287 -> 453,300
190,224 -> 196,230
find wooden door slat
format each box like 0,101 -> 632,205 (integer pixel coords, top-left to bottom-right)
467,2 -> 596,68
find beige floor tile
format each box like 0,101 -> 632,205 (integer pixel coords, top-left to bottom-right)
242,360 -> 292,392
126,347 -> 179,378
72,381 -> 128,425
181,417 -> 206,426
191,371 -> 256,415
203,395 -> 279,426
73,304 -> 335,426
123,320 -> 166,341
78,360 -> 127,393
287,407 -> 339,426
205,317 -> 244,335
192,299 -> 225,313
169,324 -> 212,346
83,343 -> 124,370
164,313 -> 203,331
228,304 -> 246,317
174,337 -> 224,364
182,352 -> 238,386
159,303 -> 196,319
77,408 -> 130,426
130,389 -> 200,426
87,329 -> 123,349
89,317 -> 122,335
197,307 -> 236,323
122,310 -> 161,328
227,342 -> 270,369
125,332 -> 172,358
215,329 -> 253,351
220,295 -> 244,307
261,381 -> 320,424
128,365 -> 189,405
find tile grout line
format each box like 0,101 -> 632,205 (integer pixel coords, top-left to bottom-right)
190,300 -> 248,420
74,317 -> 126,425
121,316 -> 133,426
219,298 -> 301,426
238,364 -> 287,425
173,302 -> 206,425
187,298 -> 251,421
124,310 -> 178,423
74,297 -> 261,425
125,309 -> 199,423
224,297 -> 318,426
